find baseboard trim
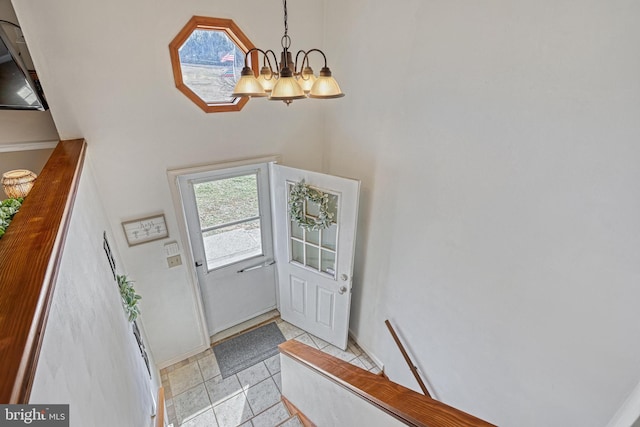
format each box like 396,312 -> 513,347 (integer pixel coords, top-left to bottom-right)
348,329 -> 384,372
210,308 -> 280,345
157,344 -> 210,370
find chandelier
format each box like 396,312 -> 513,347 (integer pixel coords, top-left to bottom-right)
232,0 -> 344,106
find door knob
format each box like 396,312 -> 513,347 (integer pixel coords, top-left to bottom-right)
339,286 -> 347,295
195,261 -> 203,267
340,274 -> 349,281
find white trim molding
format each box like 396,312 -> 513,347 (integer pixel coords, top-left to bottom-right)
0,140 -> 58,153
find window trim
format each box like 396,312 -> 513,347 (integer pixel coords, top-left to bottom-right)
169,16 -> 259,113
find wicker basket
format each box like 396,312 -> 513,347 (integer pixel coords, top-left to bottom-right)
2,169 -> 37,199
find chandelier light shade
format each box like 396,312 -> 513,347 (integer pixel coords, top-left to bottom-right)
232,67 -> 268,97
256,66 -> 277,92
2,169 -> 37,199
231,0 -> 344,106
298,66 -> 317,93
309,67 -> 345,99
269,68 -> 306,102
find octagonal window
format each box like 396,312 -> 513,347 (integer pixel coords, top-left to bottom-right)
169,16 -> 258,113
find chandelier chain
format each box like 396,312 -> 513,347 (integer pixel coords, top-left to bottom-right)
283,0 -> 288,37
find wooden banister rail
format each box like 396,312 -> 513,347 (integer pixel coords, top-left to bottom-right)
385,319 -> 431,397
0,139 -> 86,403
155,387 -> 165,427
279,340 -> 495,427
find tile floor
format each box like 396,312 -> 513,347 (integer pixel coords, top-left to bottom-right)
160,318 -> 381,427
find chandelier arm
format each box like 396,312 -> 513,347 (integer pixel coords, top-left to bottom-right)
265,50 -> 280,77
294,50 -> 308,76
301,48 -> 328,69
243,47 -> 269,68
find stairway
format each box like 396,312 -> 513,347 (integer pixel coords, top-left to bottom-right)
277,397 -> 313,427
275,413 -> 304,427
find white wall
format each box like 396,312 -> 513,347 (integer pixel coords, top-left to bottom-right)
0,147 -> 52,178
281,353 -> 407,427
29,156 -> 157,427
324,1 -> 640,426
608,380 -> 640,427
12,0 -> 328,366
0,109 -> 58,146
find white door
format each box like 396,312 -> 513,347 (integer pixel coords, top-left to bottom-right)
270,164 -> 360,350
178,162 -> 277,336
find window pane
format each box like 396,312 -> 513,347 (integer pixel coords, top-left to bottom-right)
306,228 -> 319,245
194,174 -> 259,229
306,198 -> 320,217
321,250 -> 336,277
290,220 -> 303,239
178,29 -> 244,104
321,223 -> 337,251
292,240 -> 304,264
326,193 -> 338,219
306,245 -> 319,270
305,192 -> 338,221
202,219 -> 262,270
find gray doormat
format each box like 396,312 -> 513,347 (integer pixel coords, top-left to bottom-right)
213,322 -> 286,378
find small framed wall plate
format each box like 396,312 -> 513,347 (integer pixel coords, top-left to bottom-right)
122,213 -> 169,246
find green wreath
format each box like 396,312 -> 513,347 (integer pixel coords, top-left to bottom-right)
289,180 -> 334,231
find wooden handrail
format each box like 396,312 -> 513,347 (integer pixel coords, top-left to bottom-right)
385,319 -> 431,397
279,340 -> 495,427
155,387 -> 165,427
0,139 -> 86,403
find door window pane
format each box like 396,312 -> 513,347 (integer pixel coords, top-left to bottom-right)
321,223 -> 337,251
306,245 -> 320,270
291,240 -> 304,264
194,174 -> 259,229
326,193 -> 338,219
290,220 -> 303,239
194,173 -> 264,270
306,199 -> 320,217
202,220 -> 262,270
321,250 -> 336,275
306,228 -> 319,245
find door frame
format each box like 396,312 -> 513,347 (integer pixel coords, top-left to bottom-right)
167,155 -> 279,343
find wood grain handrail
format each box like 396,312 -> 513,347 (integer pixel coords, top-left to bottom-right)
279,340 -> 495,427
155,387 -> 165,427
385,319 -> 431,397
0,139 -> 86,403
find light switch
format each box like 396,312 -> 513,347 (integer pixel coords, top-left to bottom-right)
164,241 -> 180,257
